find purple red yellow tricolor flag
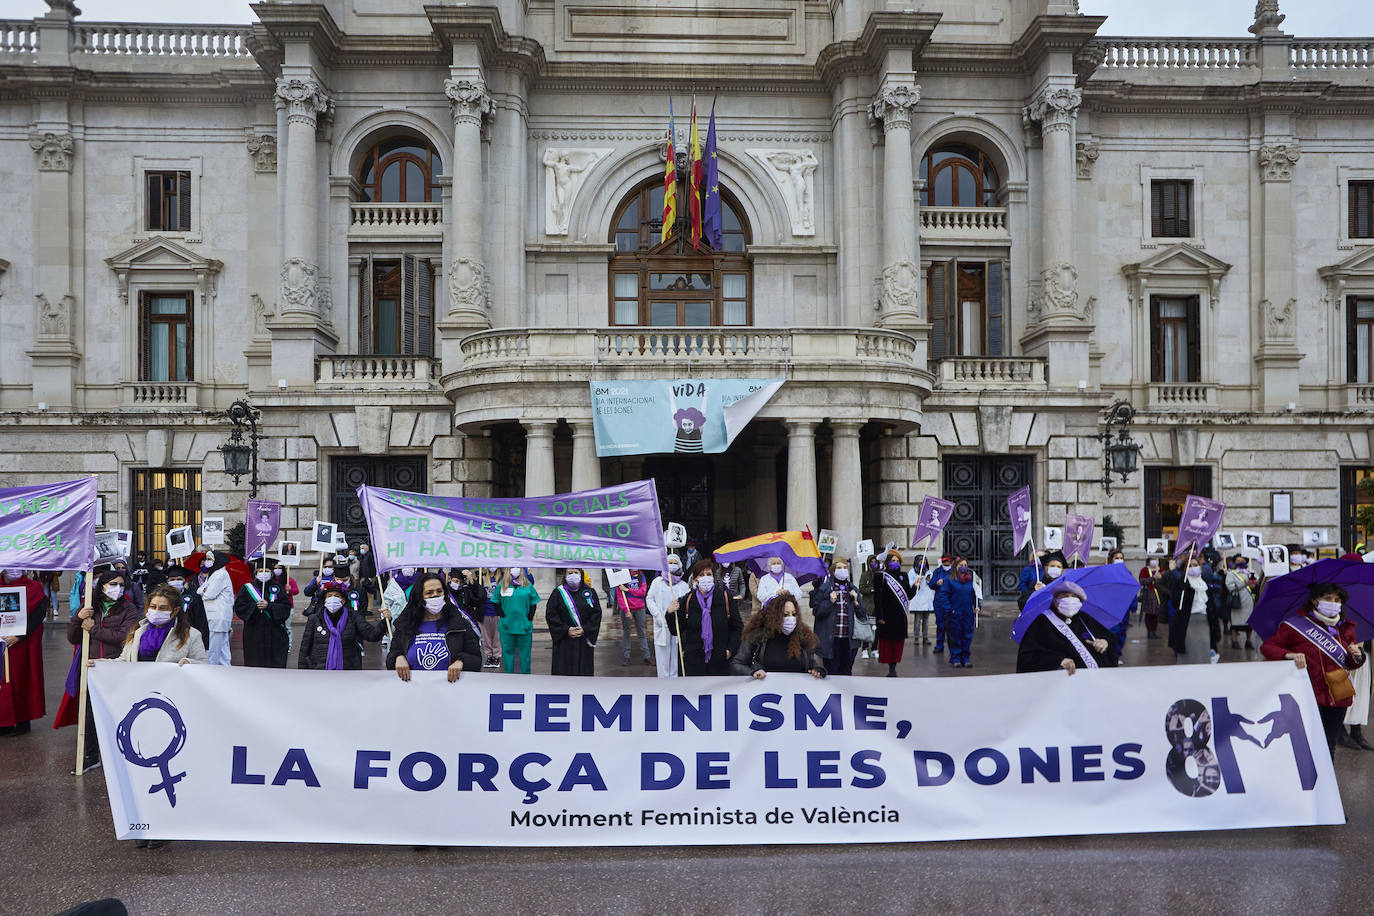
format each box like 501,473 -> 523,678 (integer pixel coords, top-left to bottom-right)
713,529 -> 829,584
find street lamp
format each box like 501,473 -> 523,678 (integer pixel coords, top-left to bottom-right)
219,399 -> 262,498
1098,399 -> 1140,496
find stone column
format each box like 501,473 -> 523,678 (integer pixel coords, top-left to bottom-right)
523,420 -> 557,590
870,79 -> 921,328
570,422 -> 602,493
444,75 -> 493,328
784,421 -> 818,534
829,420 -> 863,562
1255,139 -> 1303,409
275,77 -> 331,319
26,130 -> 78,407
752,437 -> 780,532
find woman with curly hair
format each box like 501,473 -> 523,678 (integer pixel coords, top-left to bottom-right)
385,572 -> 482,683
730,593 -> 826,680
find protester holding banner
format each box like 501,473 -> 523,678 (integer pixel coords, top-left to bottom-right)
302,560 -> 338,603
944,557 -> 982,668
162,565 -> 209,650
1168,554 -> 1221,664
233,566 -> 292,668
755,557 -> 801,609
386,573 -> 481,683
496,567 -> 539,674
873,551 -> 913,676
614,570 -> 652,667
1016,579 -> 1118,674
929,555 -> 954,654
66,568 -> 140,771
647,555 -> 690,678
0,568 -> 49,737
670,559 -> 742,676
197,551 -> 235,667
298,586 -> 388,670
732,593 -> 826,679
547,569 -> 602,676
271,563 -> 299,603
1261,584 -> 1367,756
809,558 -> 867,676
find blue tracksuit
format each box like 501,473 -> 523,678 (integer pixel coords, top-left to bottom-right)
944,577 -> 979,665
929,565 -> 954,649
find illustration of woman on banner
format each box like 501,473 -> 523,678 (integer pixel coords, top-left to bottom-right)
547,569 -> 602,676
672,406 -> 706,454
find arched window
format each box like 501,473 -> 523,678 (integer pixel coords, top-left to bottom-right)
919,143 -> 1000,208
356,135 -> 443,203
608,177 -> 752,327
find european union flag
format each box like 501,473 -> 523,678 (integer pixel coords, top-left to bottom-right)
702,103 -> 722,250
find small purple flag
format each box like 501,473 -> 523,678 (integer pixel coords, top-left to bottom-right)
1007,486 -> 1032,555
1174,495 -> 1226,558
0,477 -> 97,571
244,499 -> 282,561
1063,513 -> 1095,565
911,496 -> 955,550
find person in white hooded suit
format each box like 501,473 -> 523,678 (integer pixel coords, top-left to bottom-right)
197,550 -> 236,666
646,554 -> 690,678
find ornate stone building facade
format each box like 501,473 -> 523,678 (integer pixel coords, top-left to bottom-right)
1,0 -> 1372,594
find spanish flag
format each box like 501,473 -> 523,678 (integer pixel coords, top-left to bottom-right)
661,100 -> 677,244
713,529 -> 829,584
688,99 -> 703,248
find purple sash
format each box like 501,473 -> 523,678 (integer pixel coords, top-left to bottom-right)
1284,616 -> 1349,667
1045,613 -> 1098,669
881,572 -> 908,608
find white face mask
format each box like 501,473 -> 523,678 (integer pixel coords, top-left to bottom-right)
103,584 -> 124,601
321,568 -> 334,578
697,576 -> 715,592
1045,567 -> 1062,580
401,567 -> 416,576
255,571 -> 271,583
565,573 -> 582,588
1,569 -> 20,580
781,616 -> 797,635
1111,558 -> 1125,565
668,564 -> 682,580
1316,600 -> 1342,618
834,568 -> 850,581
424,596 -> 446,613
1056,596 -> 1083,617
324,596 -> 344,612
1187,567 -> 1202,578
146,610 -> 173,627
166,578 -> 185,590
769,564 -> 783,575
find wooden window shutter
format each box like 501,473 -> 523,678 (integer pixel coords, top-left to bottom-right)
358,258 -> 372,355
1194,465 -> 1213,499
1149,297 -> 1162,382
185,293 -> 195,381
1144,467 -> 1162,537
986,260 -> 1004,357
929,262 -> 948,361
1185,295 -> 1201,383
177,171 -> 192,231
138,293 -> 151,381
1352,183 -> 1374,239
1150,182 -> 1163,237
145,174 -> 159,232
401,254 -> 417,355
1177,182 -> 1192,238
417,259 -> 434,357
1349,295 -> 1360,383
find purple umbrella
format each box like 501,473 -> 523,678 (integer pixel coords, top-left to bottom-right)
1249,558 -> 1374,642
1010,562 -> 1140,643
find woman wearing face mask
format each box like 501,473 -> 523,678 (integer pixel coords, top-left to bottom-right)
159,565 -> 209,649
647,554 -> 690,678
481,567 -> 504,669
873,551 -> 914,677
732,595 -> 826,680
1168,555 -> 1221,664
65,569 -> 140,773
387,573 -> 482,683
0,569 -> 50,738
234,565 -> 293,668
907,557 -> 934,646
547,569 -> 602,676
943,557 -> 982,668
1016,580 -> 1118,673
1137,558 -> 1165,639
809,558 -> 868,676
196,551 -> 236,667
755,557 -> 800,610
497,567 -> 540,674
298,586 -> 389,670
303,559 -> 338,602
614,569 -> 652,667
1106,549 -> 1134,656
1224,558 -> 1257,651
442,568 -> 488,660
1262,585 -> 1367,757
670,559 -> 743,676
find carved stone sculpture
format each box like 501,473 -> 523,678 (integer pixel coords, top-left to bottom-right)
880,260 -> 920,317
274,77 -> 332,126
28,132 -> 74,171
1258,142 -> 1301,182
1024,88 -> 1082,135
748,149 -> 819,236
445,77 -> 492,126
1263,297 -> 1296,338
37,292 -> 72,338
869,84 -> 920,132
246,133 -> 277,173
1075,141 -> 1100,180
542,149 -> 610,236
279,257 -> 319,315
449,257 -> 488,316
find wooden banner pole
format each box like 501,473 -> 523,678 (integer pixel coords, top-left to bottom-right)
74,566 -> 94,775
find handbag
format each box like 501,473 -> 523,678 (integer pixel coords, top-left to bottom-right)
1324,665 -> 1356,703
852,614 -> 875,645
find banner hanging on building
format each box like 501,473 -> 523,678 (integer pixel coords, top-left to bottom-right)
89,661 -> 1341,847
0,477 -> 98,571
356,481 -> 667,574
589,378 -> 784,457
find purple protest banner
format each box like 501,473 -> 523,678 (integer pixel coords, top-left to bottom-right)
1063,513 -> 1095,565
911,496 -> 955,550
1007,486 -> 1032,554
244,499 -> 282,562
0,477 -> 98,571
357,480 -> 668,576
1174,495 -> 1226,558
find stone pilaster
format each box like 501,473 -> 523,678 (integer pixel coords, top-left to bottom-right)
27,131 -> 78,407
444,74 -> 492,328
570,422 -> 601,493
829,420 -> 863,564
869,80 -> 921,328
524,421 -> 557,590
785,420 -> 818,534
1255,140 -> 1303,409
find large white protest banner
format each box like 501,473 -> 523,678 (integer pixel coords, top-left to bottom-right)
88,662 -> 1342,846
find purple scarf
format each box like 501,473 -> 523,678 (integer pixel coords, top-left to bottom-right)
322,608 -> 347,670
137,621 -> 174,660
697,586 -> 714,658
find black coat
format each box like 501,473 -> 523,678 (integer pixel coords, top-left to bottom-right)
873,571 -> 912,641
730,631 -> 827,677
175,589 -> 210,649
546,586 -> 602,676
234,581 -> 292,668
298,607 -> 385,670
808,577 -> 868,659
385,609 -> 482,674
669,585 -> 743,675
1166,572 -> 1222,655
1016,612 -> 1119,673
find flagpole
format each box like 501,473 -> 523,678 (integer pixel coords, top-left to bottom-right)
74,565 -> 94,776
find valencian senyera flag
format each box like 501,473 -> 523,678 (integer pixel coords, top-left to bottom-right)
714,530 -> 829,584
662,99 -> 677,243
702,101 -> 722,250
688,99 -> 703,248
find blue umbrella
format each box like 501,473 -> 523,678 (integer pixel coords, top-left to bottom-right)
1010,563 -> 1141,643
1249,558 -> 1374,642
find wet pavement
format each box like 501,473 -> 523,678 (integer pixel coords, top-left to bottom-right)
4,601 -> 1372,915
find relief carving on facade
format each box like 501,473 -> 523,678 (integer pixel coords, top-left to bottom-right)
1030,261 -> 1085,322
250,292 -> 274,337
274,77 -> 332,126
869,84 -> 920,132
542,148 -> 611,236
880,260 -> 920,317
279,257 -> 319,315
448,257 -> 489,316
28,132 -> 74,171
36,292 -> 73,339
246,133 -> 277,173
1075,141 -> 1100,180
1258,142 -> 1301,182
747,149 -> 819,236
1263,297 -> 1296,339
1024,88 -> 1082,135
445,77 -> 493,127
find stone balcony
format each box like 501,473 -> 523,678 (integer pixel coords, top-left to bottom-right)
919,207 -> 1009,246
125,381 -> 198,407
348,203 -> 444,242
1344,383 -> 1374,410
935,357 -> 1047,390
1147,382 -> 1218,409
315,355 -> 438,391
447,327 -> 931,428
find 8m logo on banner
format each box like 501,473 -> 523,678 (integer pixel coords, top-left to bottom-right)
1165,695 -> 1317,798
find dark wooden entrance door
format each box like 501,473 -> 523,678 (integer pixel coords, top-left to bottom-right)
331,456 -> 427,544
642,456 -> 713,549
941,455 -> 1032,598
